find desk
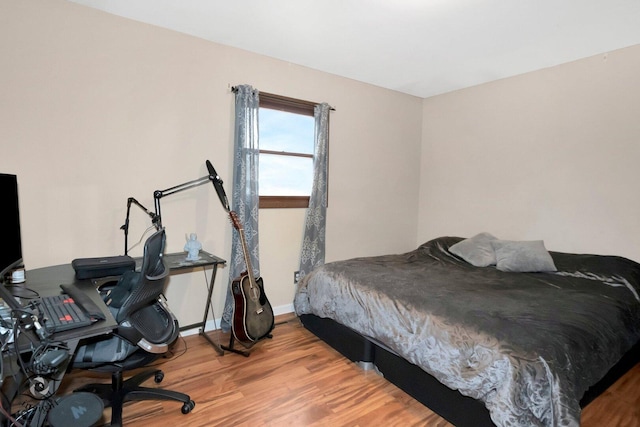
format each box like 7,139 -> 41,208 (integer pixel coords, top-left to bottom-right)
0,252 -> 225,423
25,264 -> 117,343
1,263 -> 118,426
139,251 -> 226,355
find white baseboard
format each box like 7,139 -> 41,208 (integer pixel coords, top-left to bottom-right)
180,302 -> 294,337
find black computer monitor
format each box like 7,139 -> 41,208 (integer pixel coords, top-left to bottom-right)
0,173 -> 23,286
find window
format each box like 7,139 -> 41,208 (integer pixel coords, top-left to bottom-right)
259,93 -> 317,209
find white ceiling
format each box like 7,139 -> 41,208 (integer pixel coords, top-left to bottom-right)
68,0 -> 640,98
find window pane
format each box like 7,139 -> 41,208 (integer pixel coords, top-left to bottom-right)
259,153 -> 313,196
259,108 -> 314,154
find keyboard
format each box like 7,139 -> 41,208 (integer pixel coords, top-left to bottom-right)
39,294 -> 93,333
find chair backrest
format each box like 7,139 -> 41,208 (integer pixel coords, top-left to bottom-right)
140,227 -> 167,279
115,228 -> 169,323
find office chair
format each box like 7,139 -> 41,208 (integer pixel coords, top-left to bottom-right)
72,228 -> 195,426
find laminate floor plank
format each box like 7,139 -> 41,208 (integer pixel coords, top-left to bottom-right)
45,313 -> 640,426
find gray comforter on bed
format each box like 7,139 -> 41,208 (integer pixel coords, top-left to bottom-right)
293,236 -> 640,427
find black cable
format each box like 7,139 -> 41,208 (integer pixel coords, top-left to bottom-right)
1,307 -> 65,426
29,341 -> 69,376
13,396 -> 57,427
4,285 -> 40,301
168,334 -> 188,360
0,315 -> 13,329
147,334 -> 188,368
0,401 -> 22,427
10,315 -> 25,386
8,309 -> 53,404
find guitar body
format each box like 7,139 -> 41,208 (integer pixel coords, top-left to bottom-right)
227,210 -> 275,348
231,272 -> 275,346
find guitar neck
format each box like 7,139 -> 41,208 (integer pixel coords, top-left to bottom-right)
236,221 -> 256,284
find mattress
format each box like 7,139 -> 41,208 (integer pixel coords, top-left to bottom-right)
294,236 -> 640,426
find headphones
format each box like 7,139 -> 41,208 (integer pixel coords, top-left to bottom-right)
30,342 -> 70,376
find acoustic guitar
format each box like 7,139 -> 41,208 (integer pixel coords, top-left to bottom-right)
229,211 -> 274,346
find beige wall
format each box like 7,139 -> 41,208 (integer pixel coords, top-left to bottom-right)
419,45 -> 640,262
6,0 -> 637,330
0,0 -> 423,327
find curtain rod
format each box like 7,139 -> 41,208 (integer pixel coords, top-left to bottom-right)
230,86 -> 335,111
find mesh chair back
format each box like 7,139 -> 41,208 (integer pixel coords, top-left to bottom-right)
141,227 -> 167,278
116,228 -> 169,322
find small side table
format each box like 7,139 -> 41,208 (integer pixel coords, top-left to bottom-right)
151,251 -> 227,354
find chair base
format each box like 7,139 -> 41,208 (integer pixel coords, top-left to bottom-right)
74,368 -> 195,427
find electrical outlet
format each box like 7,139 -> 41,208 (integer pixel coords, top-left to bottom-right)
294,271 -> 301,284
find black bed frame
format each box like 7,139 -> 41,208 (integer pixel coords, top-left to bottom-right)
299,314 -> 640,426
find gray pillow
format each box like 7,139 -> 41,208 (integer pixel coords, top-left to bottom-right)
490,240 -> 557,273
449,232 -> 498,267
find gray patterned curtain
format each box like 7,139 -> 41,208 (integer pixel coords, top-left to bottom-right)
298,103 -> 331,279
221,84 -> 261,332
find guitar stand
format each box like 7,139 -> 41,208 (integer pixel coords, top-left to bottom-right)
221,333 -> 273,357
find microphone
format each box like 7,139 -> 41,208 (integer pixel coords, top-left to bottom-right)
206,160 -> 230,212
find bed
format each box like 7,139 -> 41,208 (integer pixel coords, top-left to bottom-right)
293,235 -> 640,427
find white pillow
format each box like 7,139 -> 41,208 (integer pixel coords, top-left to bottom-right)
490,240 -> 557,273
449,233 -> 498,267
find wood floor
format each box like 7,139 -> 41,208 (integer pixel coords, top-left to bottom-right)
47,313 -> 640,426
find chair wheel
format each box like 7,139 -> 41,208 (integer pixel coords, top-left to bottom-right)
181,400 -> 195,414
154,372 -> 164,383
